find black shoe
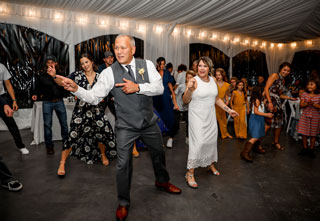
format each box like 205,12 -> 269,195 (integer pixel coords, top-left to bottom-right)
298,148 -> 307,156
47,147 -> 54,155
1,180 -> 23,192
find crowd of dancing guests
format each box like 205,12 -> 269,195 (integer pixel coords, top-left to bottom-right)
1,38 -> 319,199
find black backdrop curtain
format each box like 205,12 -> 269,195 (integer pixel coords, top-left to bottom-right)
189,43 -> 230,77
290,50 -> 320,87
0,23 -> 69,108
232,50 -> 268,86
75,35 -> 144,71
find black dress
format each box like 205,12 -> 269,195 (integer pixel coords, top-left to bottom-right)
63,71 -> 116,164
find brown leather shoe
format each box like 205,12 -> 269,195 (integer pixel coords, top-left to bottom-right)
155,181 -> 182,194
116,205 -> 129,220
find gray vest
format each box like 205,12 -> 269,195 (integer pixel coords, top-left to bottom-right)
111,59 -> 157,129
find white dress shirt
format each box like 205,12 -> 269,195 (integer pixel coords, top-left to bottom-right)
74,57 -> 164,105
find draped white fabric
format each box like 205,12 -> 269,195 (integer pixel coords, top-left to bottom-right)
1,1 -> 320,74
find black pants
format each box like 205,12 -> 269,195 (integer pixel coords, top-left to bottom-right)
0,95 -> 25,149
171,110 -> 188,138
116,123 -> 170,206
0,155 -> 14,185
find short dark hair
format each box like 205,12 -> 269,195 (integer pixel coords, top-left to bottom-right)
166,63 -> 173,69
178,64 -> 187,72
156,57 -> 166,64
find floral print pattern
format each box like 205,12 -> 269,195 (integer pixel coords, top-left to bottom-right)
63,71 -> 116,164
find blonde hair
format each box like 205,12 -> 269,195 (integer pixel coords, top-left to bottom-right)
185,70 -> 196,83
197,56 -> 214,75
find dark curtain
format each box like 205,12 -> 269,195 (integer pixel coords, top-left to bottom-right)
0,23 -> 69,108
290,50 -> 320,87
189,43 -> 230,77
232,50 -> 268,86
75,35 -> 144,71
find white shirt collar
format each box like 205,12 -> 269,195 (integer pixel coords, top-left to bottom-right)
121,57 -> 135,70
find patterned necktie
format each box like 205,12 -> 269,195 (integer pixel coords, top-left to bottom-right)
126,65 -> 135,79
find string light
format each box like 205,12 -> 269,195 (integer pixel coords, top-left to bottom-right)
54,13 -> 63,21
28,9 -> 36,17
200,31 -> 206,38
277,43 -> 283,48
119,20 -> 128,29
244,39 -> 249,45
270,43 -> 274,48
210,33 -> 217,39
291,42 -> 296,48
306,40 -> 312,45
223,35 -> 229,41
138,24 -> 146,33
155,25 -> 163,33
173,27 -> 179,35
186,29 -> 192,37
261,42 -> 266,47
253,40 -> 258,46
233,37 -> 240,43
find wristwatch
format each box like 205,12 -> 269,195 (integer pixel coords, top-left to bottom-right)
52,75 -> 57,79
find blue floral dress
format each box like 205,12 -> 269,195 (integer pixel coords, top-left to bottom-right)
63,71 -> 116,164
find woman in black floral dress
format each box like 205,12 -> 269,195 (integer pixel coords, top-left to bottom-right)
57,53 -> 116,176
264,62 -> 296,150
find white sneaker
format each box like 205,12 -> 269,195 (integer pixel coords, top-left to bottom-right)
166,138 -> 173,148
19,148 -> 29,155
185,137 -> 189,144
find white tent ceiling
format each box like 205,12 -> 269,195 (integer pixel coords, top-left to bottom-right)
8,0 -> 320,43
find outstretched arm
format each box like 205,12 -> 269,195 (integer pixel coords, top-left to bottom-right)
57,68 -> 113,105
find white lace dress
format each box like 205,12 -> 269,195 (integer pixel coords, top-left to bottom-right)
187,76 -> 218,169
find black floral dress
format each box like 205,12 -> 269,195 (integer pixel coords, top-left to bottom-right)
267,73 -> 285,128
63,71 -> 116,164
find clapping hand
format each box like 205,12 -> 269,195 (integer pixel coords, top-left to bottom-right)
56,75 -> 78,92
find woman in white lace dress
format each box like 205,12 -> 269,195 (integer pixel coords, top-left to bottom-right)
183,57 -> 238,189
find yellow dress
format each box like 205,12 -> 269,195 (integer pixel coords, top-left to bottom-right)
215,82 -> 231,138
232,90 -> 247,139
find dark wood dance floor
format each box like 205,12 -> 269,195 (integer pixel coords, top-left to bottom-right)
0,124 -> 319,221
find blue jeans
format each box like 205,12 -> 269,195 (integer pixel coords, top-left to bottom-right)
42,100 -> 68,148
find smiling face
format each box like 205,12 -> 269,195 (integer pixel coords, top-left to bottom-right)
114,36 -> 136,65
80,57 -> 93,72
307,81 -> 317,93
103,56 -> 114,67
280,65 -> 290,78
158,60 -> 166,71
215,71 -> 223,81
237,82 -> 244,91
197,60 -> 209,79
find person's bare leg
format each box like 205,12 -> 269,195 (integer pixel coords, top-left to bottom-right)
57,148 -> 72,176
99,143 -> 109,166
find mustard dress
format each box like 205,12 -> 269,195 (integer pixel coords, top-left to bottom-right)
232,90 -> 247,139
215,82 -> 231,138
